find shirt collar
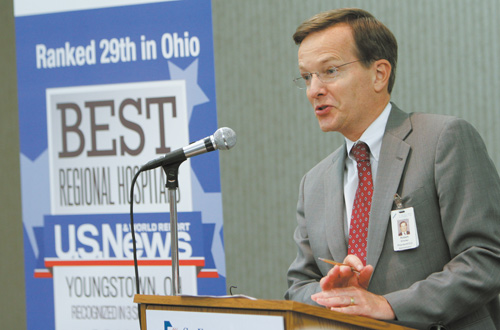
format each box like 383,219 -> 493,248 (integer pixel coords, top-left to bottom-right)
345,102 -> 392,162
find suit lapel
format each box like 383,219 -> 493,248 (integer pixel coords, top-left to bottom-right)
367,105 -> 412,269
325,144 -> 349,262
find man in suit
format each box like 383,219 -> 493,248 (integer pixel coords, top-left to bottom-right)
285,8 -> 500,329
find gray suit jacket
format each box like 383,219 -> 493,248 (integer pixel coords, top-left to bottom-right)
285,104 -> 500,330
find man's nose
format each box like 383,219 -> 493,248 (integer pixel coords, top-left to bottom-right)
307,74 -> 326,97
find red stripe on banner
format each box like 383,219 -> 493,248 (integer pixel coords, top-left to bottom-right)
197,270 -> 219,278
34,270 -> 53,278
44,258 -> 205,267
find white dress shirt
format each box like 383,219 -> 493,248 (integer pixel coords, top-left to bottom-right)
344,102 -> 392,229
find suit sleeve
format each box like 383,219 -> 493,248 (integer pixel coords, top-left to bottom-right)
384,118 -> 500,325
284,173 -> 323,304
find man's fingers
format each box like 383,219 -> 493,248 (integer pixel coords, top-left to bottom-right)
343,255 -> 365,272
312,287 -> 395,320
358,265 -> 374,289
313,293 -> 354,307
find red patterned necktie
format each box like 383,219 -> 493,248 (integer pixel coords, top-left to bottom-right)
348,142 -> 373,266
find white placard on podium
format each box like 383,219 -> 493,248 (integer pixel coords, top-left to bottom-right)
146,309 -> 285,330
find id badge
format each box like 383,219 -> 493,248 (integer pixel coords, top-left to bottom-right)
391,194 -> 419,251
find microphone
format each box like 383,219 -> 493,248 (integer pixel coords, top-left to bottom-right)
140,127 -> 237,171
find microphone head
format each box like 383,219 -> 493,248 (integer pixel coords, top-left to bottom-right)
213,127 -> 237,150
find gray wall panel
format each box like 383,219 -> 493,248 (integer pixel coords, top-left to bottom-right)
213,0 -> 500,300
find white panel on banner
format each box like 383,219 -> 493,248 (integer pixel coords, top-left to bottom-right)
46,80 -> 193,215
13,0 -> 177,17
146,310 -> 285,330
54,265 -> 198,330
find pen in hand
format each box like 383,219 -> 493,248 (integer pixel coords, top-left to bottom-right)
318,257 -> 360,274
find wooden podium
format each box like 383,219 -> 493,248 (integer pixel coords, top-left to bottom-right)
134,294 -> 416,330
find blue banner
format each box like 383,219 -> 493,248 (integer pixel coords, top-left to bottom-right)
15,1 -> 226,329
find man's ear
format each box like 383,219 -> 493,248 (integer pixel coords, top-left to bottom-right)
373,59 -> 391,93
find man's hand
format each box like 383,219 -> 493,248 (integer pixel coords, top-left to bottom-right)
319,255 -> 373,290
311,255 -> 396,320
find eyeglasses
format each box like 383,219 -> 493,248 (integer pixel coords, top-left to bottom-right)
293,60 -> 361,89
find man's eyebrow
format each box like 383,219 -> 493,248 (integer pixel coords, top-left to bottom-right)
298,57 -> 343,71
318,56 -> 342,64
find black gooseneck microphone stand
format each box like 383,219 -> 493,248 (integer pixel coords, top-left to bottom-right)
130,159 -> 186,329
130,127 -> 237,329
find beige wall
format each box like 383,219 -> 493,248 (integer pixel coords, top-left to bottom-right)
1,0 -> 25,328
2,1 -> 499,328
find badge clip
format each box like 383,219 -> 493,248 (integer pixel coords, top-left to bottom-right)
394,193 -> 404,209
